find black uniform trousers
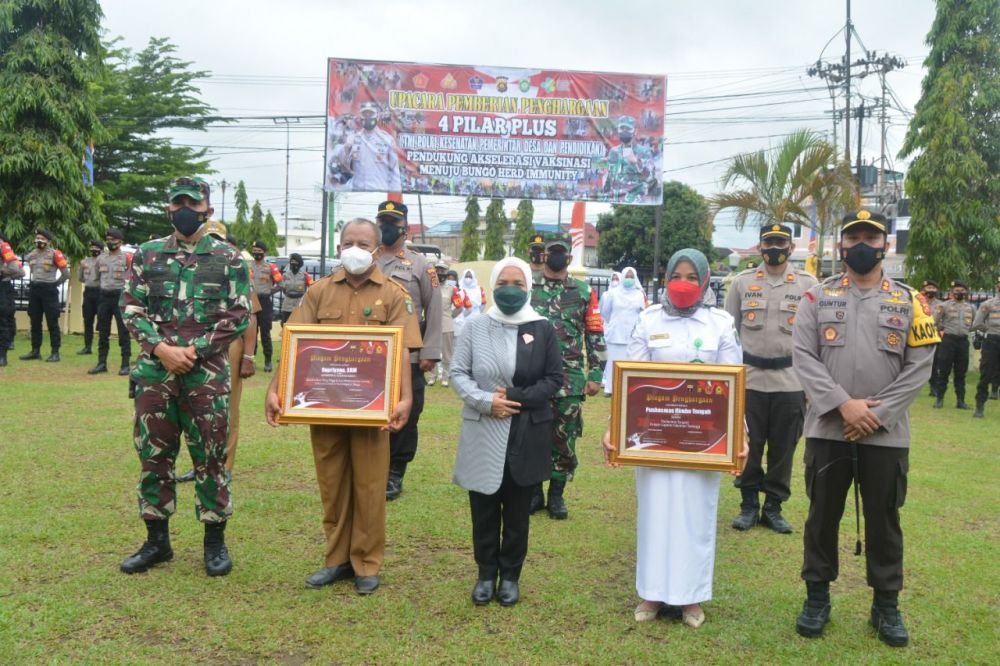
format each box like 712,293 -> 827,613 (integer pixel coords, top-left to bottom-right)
389,363 -> 425,466
469,462 -> 533,582
975,335 -> 1000,403
81,286 -> 100,349
932,333 -> 969,400
0,281 -> 15,351
736,389 -> 805,503
802,438 -> 908,591
257,295 -> 274,362
96,289 -> 130,364
27,282 -> 61,352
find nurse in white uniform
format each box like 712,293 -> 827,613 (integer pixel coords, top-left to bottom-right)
600,267 -> 648,393
602,248 -> 745,629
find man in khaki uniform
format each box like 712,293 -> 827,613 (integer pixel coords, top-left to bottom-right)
250,240 -> 283,372
792,210 -> 939,647
265,218 -> 421,595
972,276 -> 1000,417
920,280 -> 942,396
725,223 -> 817,533
20,228 -> 69,362
88,228 -> 132,376
77,240 -> 103,355
931,280 -> 976,409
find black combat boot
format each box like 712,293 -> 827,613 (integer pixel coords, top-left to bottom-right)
88,360 -> 108,374
120,519 -> 173,574
933,396 -> 944,409
386,462 -> 406,501
956,398 -> 971,410
796,581 -> 831,638
0,351 -> 6,367
546,479 -> 568,520
45,350 -> 60,362
731,488 -> 759,530
974,401 -> 985,418
19,348 -> 40,360
263,357 -> 273,373
871,590 -> 909,647
528,483 -> 545,515
991,388 -> 999,401
118,358 -> 131,376
204,521 -> 232,577
760,497 -> 794,534
77,346 -> 92,355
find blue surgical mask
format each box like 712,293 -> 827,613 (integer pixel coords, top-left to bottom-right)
623,277 -> 635,289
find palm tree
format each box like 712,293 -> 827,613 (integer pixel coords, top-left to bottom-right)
711,129 -> 858,275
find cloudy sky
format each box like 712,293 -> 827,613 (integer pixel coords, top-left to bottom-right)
100,0 -> 937,249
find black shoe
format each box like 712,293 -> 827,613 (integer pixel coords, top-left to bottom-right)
386,462 -> 406,501
305,563 -> 354,589
796,582 -> 831,638
77,346 -> 92,355
991,389 -> 999,401
496,579 -> 520,606
263,362 -> 273,373
19,349 -> 40,361
974,403 -> 985,418
88,362 -> 108,375
204,522 -> 232,577
547,479 -> 568,520
120,520 -> 173,574
528,484 -> 545,515
956,401 -> 971,410
0,353 -> 6,367
45,351 -> 60,362
354,575 -> 380,594
933,397 -> 943,409
732,488 -> 759,530
760,500 -> 793,534
472,578 -> 495,606
118,364 -> 131,376
871,592 -> 909,647
176,469 -> 196,483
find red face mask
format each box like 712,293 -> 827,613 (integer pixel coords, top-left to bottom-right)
667,279 -> 703,309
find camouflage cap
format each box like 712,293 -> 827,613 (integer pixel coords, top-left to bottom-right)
617,115 -> 636,130
203,219 -> 228,240
169,176 -> 208,202
544,232 -> 571,251
360,101 -> 379,115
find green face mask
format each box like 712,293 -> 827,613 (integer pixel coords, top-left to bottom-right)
493,286 -> 528,314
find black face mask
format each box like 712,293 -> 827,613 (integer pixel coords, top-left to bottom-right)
954,292 -> 967,301
89,249 -> 101,257
252,252 -> 265,261
436,273 -> 446,283
36,240 -> 48,249
840,242 -> 885,275
761,247 -> 789,266
924,291 -> 938,300
619,132 -> 633,144
289,262 -> 302,273
545,251 -> 569,272
362,117 -> 377,130
106,241 -> 120,251
170,207 -> 206,237
529,248 -> 543,265
379,223 -> 404,247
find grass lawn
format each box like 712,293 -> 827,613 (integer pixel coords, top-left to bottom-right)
1,332 -> 997,664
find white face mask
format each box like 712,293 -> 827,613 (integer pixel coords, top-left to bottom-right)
340,246 -> 374,275
463,277 -> 475,288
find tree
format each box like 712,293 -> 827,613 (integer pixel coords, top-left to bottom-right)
899,0 -> 1000,288
264,210 -> 280,254
596,181 -> 713,280
248,201 -> 265,250
93,37 -> 216,243
0,0 -> 107,258
459,196 -> 481,262
482,199 -> 507,260
230,180 -> 250,246
511,199 -> 535,261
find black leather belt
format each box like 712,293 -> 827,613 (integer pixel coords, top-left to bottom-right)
743,351 -> 793,370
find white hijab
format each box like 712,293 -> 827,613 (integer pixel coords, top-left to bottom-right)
486,257 -> 545,325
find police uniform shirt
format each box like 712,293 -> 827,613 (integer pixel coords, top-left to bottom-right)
287,266 -> 422,354
1,242 -> 25,281
792,275 -> 939,448
973,297 -> 1000,336
78,256 -> 101,288
439,285 -> 455,335
725,263 -> 818,392
252,260 -> 279,296
26,247 -> 69,284
280,269 -> 312,313
97,252 -> 129,290
347,128 -> 402,192
935,299 -> 977,336
377,248 -> 442,363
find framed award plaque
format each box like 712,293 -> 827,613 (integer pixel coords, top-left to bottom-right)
609,362 -> 746,472
276,324 -> 404,426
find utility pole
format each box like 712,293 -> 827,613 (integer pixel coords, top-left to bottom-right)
319,191 -> 328,275
417,195 -> 425,243
557,200 -> 563,232
219,179 -> 228,223
273,116 -> 302,255
652,204 -> 662,304
855,100 -> 866,179
844,0 -> 852,163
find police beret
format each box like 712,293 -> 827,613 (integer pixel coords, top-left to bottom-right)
951,279 -> 968,289
760,224 -> 792,240
377,200 -> 408,219
544,233 -> 571,251
252,240 -> 268,251
105,228 -> 124,240
35,228 -> 53,241
841,209 -> 888,234
289,252 -> 303,262
88,239 -> 103,248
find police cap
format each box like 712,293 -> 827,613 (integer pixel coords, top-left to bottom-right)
841,209 -> 888,235
252,240 -> 268,252
35,228 -> 53,241
377,200 -> 408,220
951,279 -> 968,289
760,224 -> 793,241
922,279 -> 939,289
105,228 -> 124,241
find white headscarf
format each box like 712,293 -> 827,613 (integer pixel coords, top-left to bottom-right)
620,266 -> 642,290
486,257 -> 544,325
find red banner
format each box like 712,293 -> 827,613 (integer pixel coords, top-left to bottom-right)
325,58 -> 666,204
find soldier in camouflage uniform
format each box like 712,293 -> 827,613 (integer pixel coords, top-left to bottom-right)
602,116 -> 654,204
119,177 -> 251,577
530,233 -> 606,519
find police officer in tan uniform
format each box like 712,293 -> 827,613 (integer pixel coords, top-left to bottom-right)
250,240 -> 283,372
972,276 -> 1000,417
920,280 -> 942,396
792,210 -> 939,647
77,240 -> 103,355
725,223 -> 817,533
88,228 -> 132,376
375,200 -> 442,500
20,228 -> 69,362
265,218 -> 421,595
931,279 -> 976,409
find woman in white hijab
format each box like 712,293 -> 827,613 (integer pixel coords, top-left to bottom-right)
453,268 -> 486,338
600,266 -> 648,393
450,257 -> 563,608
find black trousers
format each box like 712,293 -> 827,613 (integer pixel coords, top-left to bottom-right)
802,438 -> 908,591
27,283 -> 61,351
279,310 -> 292,325
932,333 -> 969,400
389,363 -> 425,466
81,286 -> 100,348
469,462 -> 533,582
257,296 -> 274,362
975,335 -> 1000,403
736,389 -> 805,503
0,281 -> 14,351
96,289 -> 130,364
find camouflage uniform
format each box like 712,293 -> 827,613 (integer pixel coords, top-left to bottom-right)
603,116 -> 653,203
122,233 -> 251,523
531,274 -> 607,481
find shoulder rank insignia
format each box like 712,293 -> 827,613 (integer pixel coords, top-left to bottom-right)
755,270 -> 765,279
786,272 -> 796,282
